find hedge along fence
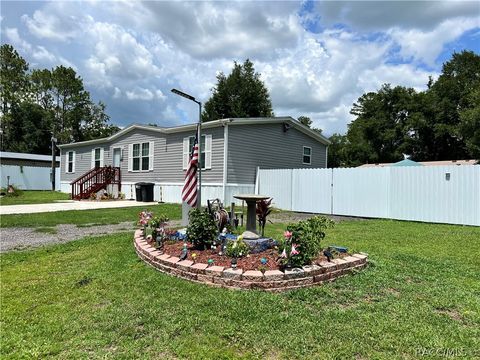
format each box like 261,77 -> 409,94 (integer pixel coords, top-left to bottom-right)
133,230 -> 368,292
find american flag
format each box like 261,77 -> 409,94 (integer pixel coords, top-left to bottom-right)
182,127 -> 199,207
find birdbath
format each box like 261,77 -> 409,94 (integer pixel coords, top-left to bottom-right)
233,194 -> 269,240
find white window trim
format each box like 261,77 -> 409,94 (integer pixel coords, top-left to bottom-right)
66,150 -> 75,173
183,134 -> 212,171
91,147 -> 104,169
129,141 -> 153,172
302,146 -> 312,165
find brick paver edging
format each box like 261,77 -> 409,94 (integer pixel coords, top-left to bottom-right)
133,230 -> 368,292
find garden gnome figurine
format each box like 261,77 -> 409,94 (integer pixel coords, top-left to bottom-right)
179,243 -> 188,261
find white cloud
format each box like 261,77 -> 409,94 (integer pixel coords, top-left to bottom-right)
110,1 -> 303,59
21,6 -> 82,42
125,87 -> 165,101
5,27 -> 32,52
31,45 -> 56,63
3,0 -> 477,135
389,17 -> 479,66
84,22 -> 160,85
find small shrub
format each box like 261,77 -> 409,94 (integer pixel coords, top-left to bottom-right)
279,216 -> 334,267
256,198 -> 273,237
225,236 -> 250,258
150,214 -> 169,230
186,208 -> 218,249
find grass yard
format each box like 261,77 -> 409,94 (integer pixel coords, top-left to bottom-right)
0,203 -> 181,228
1,218 -> 479,359
0,190 -> 70,206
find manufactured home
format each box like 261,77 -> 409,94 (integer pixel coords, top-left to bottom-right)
58,117 -> 330,204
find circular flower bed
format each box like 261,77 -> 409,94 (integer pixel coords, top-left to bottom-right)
134,209 -> 368,291
134,230 -> 369,292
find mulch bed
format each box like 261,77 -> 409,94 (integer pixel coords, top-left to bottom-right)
155,241 -> 348,271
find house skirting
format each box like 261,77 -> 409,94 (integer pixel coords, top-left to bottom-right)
60,181 -> 254,205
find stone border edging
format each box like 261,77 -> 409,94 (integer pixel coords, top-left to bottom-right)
133,230 -> 368,292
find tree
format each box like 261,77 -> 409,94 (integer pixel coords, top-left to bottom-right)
202,59 -> 274,121
327,133 -> 349,168
347,84 -> 424,165
298,116 -> 312,127
0,44 -> 30,151
425,50 -> 480,160
0,44 -> 118,154
297,115 -> 323,134
459,87 -> 480,158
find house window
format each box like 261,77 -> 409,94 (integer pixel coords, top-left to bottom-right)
303,146 -> 312,165
189,135 -> 206,168
183,135 -> 211,170
94,148 -> 101,168
132,142 -> 150,171
66,151 -> 75,173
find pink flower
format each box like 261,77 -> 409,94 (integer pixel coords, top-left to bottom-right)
283,231 -> 293,239
280,249 -> 287,258
291,244 -> 300,256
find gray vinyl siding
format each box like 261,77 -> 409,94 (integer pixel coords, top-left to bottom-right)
60,127 -> 224,184
61,144 -> 99,182
162,127 -> 224,183
227,123 -> 327,184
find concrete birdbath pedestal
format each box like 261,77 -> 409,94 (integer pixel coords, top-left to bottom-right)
233,194 -> 269,239
233,194 -> 275,253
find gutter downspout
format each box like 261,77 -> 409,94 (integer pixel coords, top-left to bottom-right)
222,121 -> 229,203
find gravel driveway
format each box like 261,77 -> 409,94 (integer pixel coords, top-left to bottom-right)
0,221 -> 140,253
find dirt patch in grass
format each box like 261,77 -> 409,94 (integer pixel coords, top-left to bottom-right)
435,308 -> 464,322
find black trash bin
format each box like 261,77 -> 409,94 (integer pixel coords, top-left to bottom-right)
135,182 -> 154,202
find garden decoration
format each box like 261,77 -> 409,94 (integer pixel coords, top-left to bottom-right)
323,249 -> 334,262
329,245 -> 348,253
207,198 -> 230,233
233,194 -> 269,240
231,257 -> 237,269
218,228 -> 228,255
232,194 -> 277,253
179,243 -> 188,261
191,253 -> 197,264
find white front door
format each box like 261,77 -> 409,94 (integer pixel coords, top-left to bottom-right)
113,148 -> 121,167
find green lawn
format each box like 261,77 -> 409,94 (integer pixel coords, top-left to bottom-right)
0,190 -> 70,206
1,219 -> 479,359
0,203 -> 181,228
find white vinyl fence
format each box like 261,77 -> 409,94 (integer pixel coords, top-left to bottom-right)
257,166 -> 480,226
1,165 -> 60,190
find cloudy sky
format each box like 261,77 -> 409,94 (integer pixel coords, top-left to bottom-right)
1,1 -> 479,136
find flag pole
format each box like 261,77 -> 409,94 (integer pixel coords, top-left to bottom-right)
197,102 -> 202,209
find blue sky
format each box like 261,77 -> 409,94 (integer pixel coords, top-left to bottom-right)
1,1 -> 479,135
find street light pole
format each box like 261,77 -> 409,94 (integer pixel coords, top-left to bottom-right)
171,88 -> 202,209
51,136 -> 57,191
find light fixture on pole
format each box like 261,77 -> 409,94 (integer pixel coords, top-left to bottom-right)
171,88 -> 202,209
51,136 -> 57,191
